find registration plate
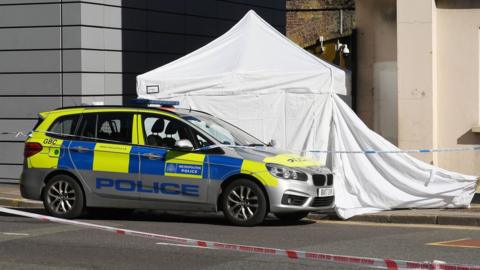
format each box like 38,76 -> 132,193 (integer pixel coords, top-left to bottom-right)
318,187 -> 334,197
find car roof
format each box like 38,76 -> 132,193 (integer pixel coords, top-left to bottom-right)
41,105 -> 212,119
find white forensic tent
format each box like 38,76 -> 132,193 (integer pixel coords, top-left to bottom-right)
137,10 -> 478,219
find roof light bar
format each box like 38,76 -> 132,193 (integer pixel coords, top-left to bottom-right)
131,99 -> 179,106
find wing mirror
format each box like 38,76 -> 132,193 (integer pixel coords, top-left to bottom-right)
175,139 -> 194,151
267,139 -> 276,147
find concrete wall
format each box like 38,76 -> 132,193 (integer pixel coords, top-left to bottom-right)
435,5 -> 480,175
0,0 -> 286,182
355,0 -> 397,143
397,0 -> 438,164
357,0 -> 480,176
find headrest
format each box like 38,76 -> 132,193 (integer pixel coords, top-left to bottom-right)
151,119 -> 164,133
165,121 -> 178,135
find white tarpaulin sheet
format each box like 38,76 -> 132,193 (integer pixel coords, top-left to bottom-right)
137,11 -> 478,219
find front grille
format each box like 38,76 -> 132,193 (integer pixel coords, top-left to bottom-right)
313,174 -> 333,186
310,196 -> 334,207
281,194 -> 308,206
327,174 -> 333,185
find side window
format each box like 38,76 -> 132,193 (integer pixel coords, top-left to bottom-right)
97,113 -> 133,143
77,113 -> 97,140
48,114 -> 80,138
142,114 -> 193,148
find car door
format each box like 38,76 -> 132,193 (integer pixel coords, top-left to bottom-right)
135,113 -> 208,204
65,112 -> 140,201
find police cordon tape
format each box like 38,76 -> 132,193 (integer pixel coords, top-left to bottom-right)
2,130 -> 480,155
0,207 -> 479,270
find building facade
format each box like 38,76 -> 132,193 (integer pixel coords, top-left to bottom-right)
286,0 -> 355,106
0,0 -> 285,182
356,0 -> 480,176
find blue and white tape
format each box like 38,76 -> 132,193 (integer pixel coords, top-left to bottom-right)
308,146 -> 480,154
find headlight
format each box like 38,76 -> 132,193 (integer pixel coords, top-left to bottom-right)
266,163 -> 308,181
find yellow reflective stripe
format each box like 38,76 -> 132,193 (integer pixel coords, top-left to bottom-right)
26,136 -> 63,169
263,154 -> 322,167
241,160 -> 278,187
93,143 -> 131,173
165,151 -> 205,179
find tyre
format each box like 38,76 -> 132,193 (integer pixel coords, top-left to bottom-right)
43,174 -> 85,219
221,179 -> 267,226
274,211 -> 309,222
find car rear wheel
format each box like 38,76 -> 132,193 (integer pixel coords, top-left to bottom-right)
274,211 -> 309,222
221,179 -> 267,226
43,175 -> 84,219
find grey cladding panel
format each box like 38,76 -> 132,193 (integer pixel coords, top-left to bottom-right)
0,142 -> 23,164
76,0 -> 147,9
62,2 -> 81,25
0,164 -> 22,180
0,97 -> 61,118
0,51 -> 61,73
0,28 -> 61,50
0,120 -> 37,142
62,26 -> 82,49
0,0 -> 60,3
0,74 -> 61,95
0,4 -> 60,27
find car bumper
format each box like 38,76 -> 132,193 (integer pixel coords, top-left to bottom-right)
266,178 -> 334,213
20,168 -> 48,201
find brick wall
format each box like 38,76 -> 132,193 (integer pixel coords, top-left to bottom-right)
286,0 -> 354,48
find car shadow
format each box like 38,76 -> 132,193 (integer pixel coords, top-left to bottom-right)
0,207 -> 317,227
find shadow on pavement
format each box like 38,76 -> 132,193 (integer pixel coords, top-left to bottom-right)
0,207 -> 316,227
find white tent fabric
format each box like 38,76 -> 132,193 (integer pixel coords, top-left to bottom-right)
137,11 -> 478,219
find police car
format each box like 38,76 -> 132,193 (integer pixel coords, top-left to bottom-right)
20,100 -> 334,226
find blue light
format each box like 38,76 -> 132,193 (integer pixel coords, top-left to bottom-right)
131,99 -> 179,106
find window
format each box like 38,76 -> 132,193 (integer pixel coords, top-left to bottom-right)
97,113 -> 133,143
48,114 -> 80,138
191,130 -> 214,148
77,113 -> 97,140
75,113 -> 133,143
142,114 -> 193,148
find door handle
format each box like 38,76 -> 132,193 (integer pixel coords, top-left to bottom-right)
142,153 -> 164,160
72,146 -> 90,153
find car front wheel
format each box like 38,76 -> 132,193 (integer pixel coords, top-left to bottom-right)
43,174 -> 85,219
221,179 -> 267,226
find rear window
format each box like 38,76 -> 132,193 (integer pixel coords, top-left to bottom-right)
47,114 -> 80,138
77,112 -> 133,144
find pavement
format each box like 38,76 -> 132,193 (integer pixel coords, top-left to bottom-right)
1,182 -> 479,227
